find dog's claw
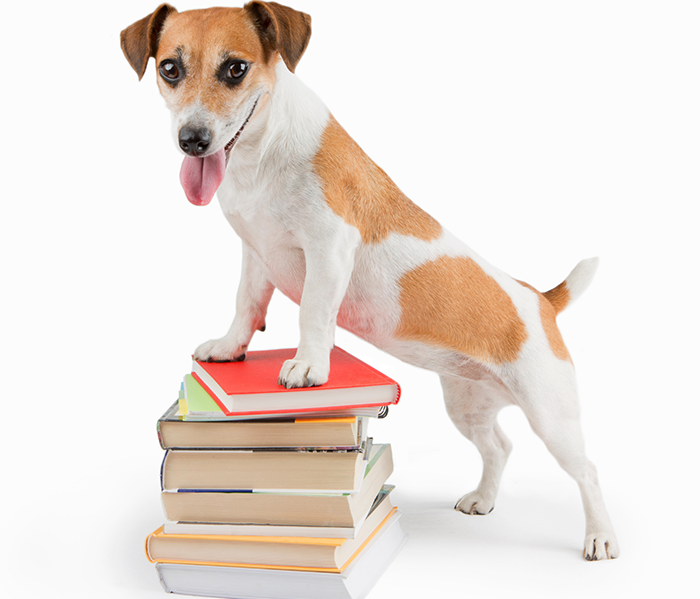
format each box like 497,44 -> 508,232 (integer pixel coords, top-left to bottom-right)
454,492 -> 495,516
194,338 -> 248,363
278,357 -> 329,389
583,534 -> 619,561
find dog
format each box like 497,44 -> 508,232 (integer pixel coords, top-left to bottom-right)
121,1 -> 619,560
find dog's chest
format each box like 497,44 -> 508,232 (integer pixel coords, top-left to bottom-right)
218,187 -> 307,300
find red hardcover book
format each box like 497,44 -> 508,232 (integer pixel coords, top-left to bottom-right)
191,348 -> 401,417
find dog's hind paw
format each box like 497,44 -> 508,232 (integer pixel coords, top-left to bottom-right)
584,532 -> 619,561
454,492 -> 495,516
194,338 -> 247,363
278,358 -> 329,389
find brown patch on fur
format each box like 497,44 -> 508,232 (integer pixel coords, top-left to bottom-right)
396,257 -> 528,364
543,280 -> 570,314
120,3 -> 177,80
313,116 -> 443,244
244,1 -> 312,73
155,8 -> 275,117
518,281 -> 571,362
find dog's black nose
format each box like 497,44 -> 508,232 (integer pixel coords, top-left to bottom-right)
179,127 -> 212,156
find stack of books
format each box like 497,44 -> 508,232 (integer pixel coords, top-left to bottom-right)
146,347 -> 407,599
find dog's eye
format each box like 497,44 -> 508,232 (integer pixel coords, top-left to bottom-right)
159,60 -> 181,82
228,60 -> 248,80
217,59 -> 249,86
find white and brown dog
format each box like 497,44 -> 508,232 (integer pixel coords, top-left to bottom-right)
121,2 -> 619,560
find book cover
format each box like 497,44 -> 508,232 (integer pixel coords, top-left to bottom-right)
145,505 -> 398,571
192,347 -> 400,417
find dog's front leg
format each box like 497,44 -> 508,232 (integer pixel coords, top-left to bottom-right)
278,228 -> 360,388
194,244 -> 274,362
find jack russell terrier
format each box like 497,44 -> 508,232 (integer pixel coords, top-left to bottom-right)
121,1 -> 619,560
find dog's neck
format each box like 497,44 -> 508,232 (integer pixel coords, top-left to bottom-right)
222,61 -> 330,195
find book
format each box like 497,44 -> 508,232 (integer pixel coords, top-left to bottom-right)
161,444 -> 393,527
179,375 -> 390,420
158,400 -> 367,450
162,485 -> 395,539
155,511 -> 407,599
160,441 -> 370,493
146,497 -> 397,570
191,347 -> 400,417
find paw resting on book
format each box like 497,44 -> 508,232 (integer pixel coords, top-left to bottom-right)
278,356 -> 330,389
194,337 -> 248,363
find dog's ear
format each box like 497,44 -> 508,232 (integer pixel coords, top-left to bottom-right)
244,1 -> 311,73
120,4 -> 178,80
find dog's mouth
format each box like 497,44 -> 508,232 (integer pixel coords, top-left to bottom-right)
179,99 -> 259,207
224,98 -> 259,163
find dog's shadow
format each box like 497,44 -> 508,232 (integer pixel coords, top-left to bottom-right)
395,491 -> 583,560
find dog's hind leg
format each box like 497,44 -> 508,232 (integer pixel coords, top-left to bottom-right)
441,374 -> 513,516
514,368 -> 619,560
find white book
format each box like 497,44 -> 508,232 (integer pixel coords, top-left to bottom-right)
156,511 -> 407,599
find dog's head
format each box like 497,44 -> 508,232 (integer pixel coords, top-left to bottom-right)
120,2 -> 311,205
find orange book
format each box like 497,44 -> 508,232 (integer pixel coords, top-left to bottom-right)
154,511 -> 407,599
146,506 -> 398,573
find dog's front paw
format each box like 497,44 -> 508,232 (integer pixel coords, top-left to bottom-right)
278,358 -> 329,389
194,338 -> 247,363
455,491 -> 495,516
584,532 -> 619,561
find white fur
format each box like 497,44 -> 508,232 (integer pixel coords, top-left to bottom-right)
168,58 -> 617,560
564,257 -> 600,304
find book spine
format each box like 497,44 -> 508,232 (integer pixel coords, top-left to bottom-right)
160,450 -> 169,491
156,420 -> 166,450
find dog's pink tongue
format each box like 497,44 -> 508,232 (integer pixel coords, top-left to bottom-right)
179,149 -> 226,206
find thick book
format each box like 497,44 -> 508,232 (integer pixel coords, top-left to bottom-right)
158,400 -> 367,450
146,498 -> 397,570
191,347 -> 400,417
160,442 -> 370,493
155,511 -> 407,599
162,486 -> 395,540
161,444 -> 393,528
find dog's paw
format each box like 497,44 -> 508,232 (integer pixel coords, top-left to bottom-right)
454,491 -> 495,516
194,338 -> 247,363
278,358 -> 329,389
584,532 -> 619,561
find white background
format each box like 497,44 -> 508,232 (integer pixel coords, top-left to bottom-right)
2,0 -> 698,597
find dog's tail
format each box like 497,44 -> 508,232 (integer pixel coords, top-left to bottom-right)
543,257 -> 599,315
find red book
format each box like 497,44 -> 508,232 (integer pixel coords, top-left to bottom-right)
191,348 -> 401,417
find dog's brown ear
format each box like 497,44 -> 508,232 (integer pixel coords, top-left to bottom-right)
244,1 -> 311,73
120,4 -> 177,80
